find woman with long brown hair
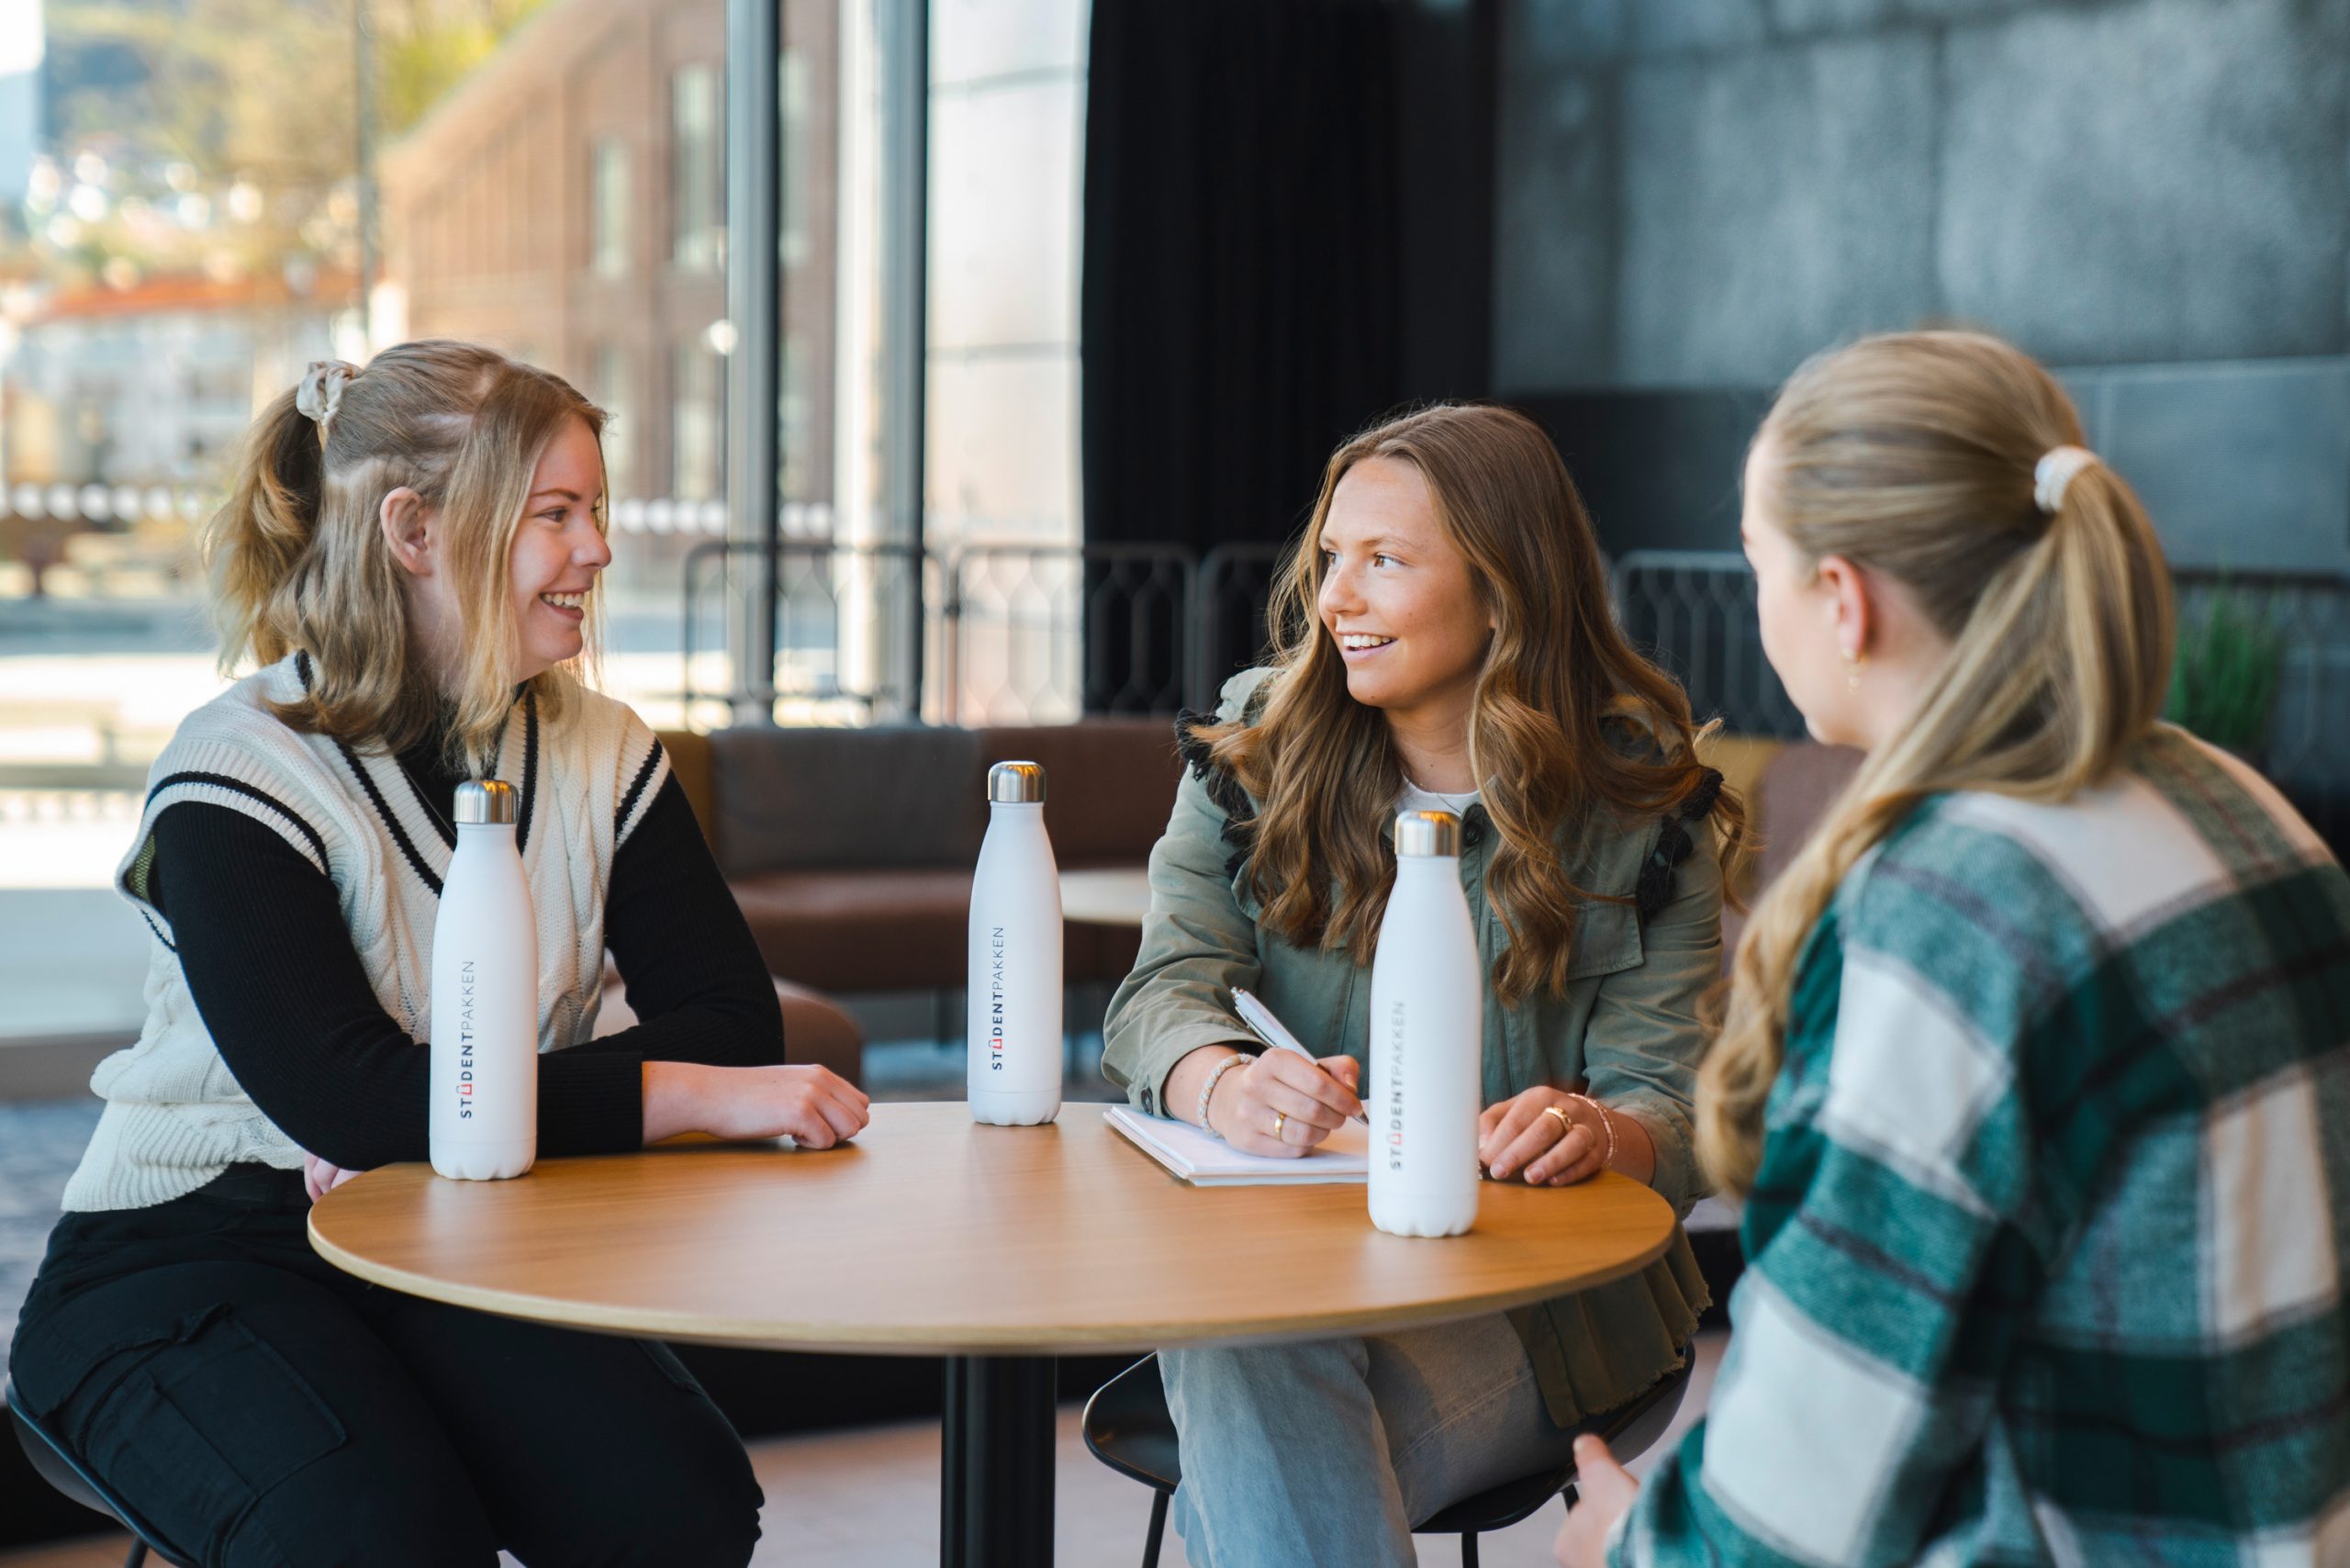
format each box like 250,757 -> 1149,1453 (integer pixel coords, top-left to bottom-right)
1556,331 -> 2350,1565
6,342 -> 867,1565
1102,402 -> 1740,1567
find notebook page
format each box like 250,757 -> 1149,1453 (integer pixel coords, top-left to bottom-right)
1104,1106 -> 1371,1185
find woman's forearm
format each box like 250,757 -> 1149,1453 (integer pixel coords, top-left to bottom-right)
1605,1103 -> 1658,1186
640,1058 -> 872,1149
642,1059 -> 716,1144
1162,1043 -> 1247,1127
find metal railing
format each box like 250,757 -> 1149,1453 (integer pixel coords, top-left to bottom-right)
1608,552 -> 1806,737
681,538 -> 1280,725
1608,549 -> 2350,846
1193,542 -> 1287,711
945,543 -> 1197,724
679,538 -> 938,723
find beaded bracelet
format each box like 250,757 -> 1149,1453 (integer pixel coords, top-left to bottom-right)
1564,1092 -> 1617,1169
1197,1050 -> 1250,1139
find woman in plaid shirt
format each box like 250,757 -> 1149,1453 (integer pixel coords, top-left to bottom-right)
1560,331 -> 2350,1566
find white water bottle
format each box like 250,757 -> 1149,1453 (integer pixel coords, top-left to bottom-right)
968,760 -> 1063,1126
430,779 -> 539,1180
1368,809 -> 1481,1238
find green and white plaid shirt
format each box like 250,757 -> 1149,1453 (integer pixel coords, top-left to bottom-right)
1618,726 -> 2350,1566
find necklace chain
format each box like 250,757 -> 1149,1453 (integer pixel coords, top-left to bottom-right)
407,711 -> 514,839
414,779 -> 456,837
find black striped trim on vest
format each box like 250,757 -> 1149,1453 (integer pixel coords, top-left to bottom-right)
334,736 -> 444,898
516,688 -> 540,855
298,654 -> 546,896
395,689 -> 541,855
148,771 -> 330,872
135,907 -> 177,955
614,738 -> 664,838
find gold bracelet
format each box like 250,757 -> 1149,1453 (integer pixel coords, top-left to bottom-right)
1565,1092 -> 1617,1169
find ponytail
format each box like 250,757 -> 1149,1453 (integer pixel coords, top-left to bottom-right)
1696,332 -> 2173,1198
205,387 -> 326,674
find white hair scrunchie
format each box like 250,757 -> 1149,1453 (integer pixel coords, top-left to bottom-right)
295,360 -> 357,436
2033,445 -> 2098,514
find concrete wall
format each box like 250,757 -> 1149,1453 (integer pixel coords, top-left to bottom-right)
1496,0 -> 2350,390
1516,358 -> 2350,575
1494,0 -> 2350,573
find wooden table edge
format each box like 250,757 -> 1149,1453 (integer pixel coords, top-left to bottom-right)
308,1184 -> 1680,1357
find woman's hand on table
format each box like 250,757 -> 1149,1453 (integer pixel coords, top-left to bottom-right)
302,1151 -> 364,1203
1478,1087 -> 1609,1185
643,1061 -> 871,1148
1204,1048 -> 1362,1158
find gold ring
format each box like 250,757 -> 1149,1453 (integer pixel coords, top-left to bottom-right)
1542,1103 -> 1572,1137
1273,1110 -> 1289,1141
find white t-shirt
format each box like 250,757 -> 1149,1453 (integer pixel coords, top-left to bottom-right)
1398,778 -> 1481,818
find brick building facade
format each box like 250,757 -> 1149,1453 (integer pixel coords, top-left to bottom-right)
379,0 -> 837,513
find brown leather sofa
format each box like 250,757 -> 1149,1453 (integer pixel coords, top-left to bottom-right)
1703,734 -> 1864,964
655,719 -> 1184,998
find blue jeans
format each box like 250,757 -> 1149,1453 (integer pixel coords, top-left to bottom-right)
1159,1311 -> 1575,1568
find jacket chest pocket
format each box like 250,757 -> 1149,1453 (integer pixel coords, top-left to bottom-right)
1562,900 -> 1645,985
1230,863 -> 1264,924
1472,893 -> 1646,1102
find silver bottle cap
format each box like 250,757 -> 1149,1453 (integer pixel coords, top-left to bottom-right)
988,760 -> 1046,804
1393,809 -> 1460,858
453,778 -> 518,825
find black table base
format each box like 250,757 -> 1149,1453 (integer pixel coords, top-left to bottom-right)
941,1354 -> 1059,1567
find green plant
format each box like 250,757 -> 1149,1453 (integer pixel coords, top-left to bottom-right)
2165,588 -> 2287,756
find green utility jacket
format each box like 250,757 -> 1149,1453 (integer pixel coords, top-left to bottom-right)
1102,668 -> 1718,1427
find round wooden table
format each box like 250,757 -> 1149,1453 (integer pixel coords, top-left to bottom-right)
311,1101 -> 1677,1567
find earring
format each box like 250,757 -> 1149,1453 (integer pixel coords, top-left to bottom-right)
1840,646 -> 1867,693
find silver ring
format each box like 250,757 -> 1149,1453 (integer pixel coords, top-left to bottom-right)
1273,1110 -> 1289,1141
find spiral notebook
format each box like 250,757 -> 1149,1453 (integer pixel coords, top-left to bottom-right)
1103,1106 -> 1371,1186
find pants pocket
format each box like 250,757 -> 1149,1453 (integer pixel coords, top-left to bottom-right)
81,1308 -> 348,1562
632,1338 -> 711,1398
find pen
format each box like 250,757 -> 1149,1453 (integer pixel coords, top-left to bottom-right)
1229,987 -> 1370,1125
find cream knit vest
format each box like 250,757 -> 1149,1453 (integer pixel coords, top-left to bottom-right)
62,653 -> 669,1211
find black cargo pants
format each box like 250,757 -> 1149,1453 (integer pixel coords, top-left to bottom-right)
8,1164 -> 764,1568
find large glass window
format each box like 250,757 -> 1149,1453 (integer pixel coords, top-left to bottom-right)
672,338 -> 724,503
0,0 -> 1093,1054
591,138 -> 630,280
781,50 -> 813,269
780,330 -> 811,501
671,64 -> 724,274
923,0 -> 1090,721
592,343 -> 635,503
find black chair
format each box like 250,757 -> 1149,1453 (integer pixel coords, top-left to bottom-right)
5,1379 -> 192,1568
1082,1349 -> 1695,1568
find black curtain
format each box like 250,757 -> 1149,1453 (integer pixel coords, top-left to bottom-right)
1080,0 -> 1409,710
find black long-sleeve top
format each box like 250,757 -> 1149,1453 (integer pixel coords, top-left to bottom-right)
150,737 -> 781,1170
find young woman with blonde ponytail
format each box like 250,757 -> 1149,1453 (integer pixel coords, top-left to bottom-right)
7,342 -> 867,1566
1558,331 -> 2350,1566
1102,403 -> 1742,1568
